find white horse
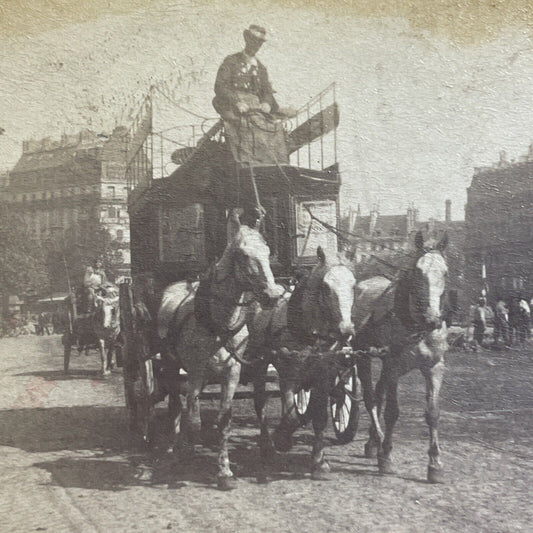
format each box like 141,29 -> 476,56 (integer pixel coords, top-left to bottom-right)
94,286 -> 121,375
157,210 -> 284,490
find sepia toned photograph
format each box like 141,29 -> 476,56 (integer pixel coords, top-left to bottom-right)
1,1 -> 532,531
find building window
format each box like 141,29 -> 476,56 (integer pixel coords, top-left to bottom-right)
108,186 -> 115,198
116,229 -> 123,241
108,207 -> 116,218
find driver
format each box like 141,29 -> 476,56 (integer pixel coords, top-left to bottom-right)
213,24 -> 279,122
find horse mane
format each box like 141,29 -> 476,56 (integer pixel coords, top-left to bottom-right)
287,271 -> 310,341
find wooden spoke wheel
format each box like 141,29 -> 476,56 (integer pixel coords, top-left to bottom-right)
63,333 -> 72,374
330,366 -> 360,444
120,283 -> 155,448
62,309 -> 73,374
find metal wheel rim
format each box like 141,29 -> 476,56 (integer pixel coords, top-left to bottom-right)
295,388 -> 311,416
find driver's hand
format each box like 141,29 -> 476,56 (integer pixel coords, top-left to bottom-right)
236,102 -> 249,114
259,102 -> 271,114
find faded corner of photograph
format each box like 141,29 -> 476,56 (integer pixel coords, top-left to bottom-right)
0,1 -> 532,532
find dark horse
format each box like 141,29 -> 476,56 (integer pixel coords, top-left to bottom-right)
245,246 -> 356,481
353,230 -> 449,483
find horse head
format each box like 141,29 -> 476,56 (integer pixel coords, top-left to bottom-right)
398,231 -> 448,331
221,210 -> 284,306
304,246 -> 356,341
95,287 -> 120,330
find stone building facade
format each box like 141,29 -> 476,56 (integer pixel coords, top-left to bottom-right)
465,148 -> 533,303
0,128 -> 131,282
344,201 -> 466,322
344,205 -> 419,262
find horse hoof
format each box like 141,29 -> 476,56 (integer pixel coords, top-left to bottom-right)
311,463 -> 331,481
427,466 -> 445,484
256,472 -> 269,484
364,442 -> 378,459
217,476 -> 238,491
378,456 -> 395,475
272,429 -> 293,453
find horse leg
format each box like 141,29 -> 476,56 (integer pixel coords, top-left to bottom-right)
181,372 -> 203,453
378,367 -> 399,475
216,362 -> 240,491
253,360 -> 275,484
272,378 -> 301,452
99,339 -> 110,375
309,387 -> 331,480
168,389 -> 183,453
422,361 -> 445,483
108,339 -> 116,370
357,357 -> 384,459
105,343 -> 114,372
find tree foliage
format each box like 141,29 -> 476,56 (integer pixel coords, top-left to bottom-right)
46,223 -> 124,293
0,207 -> 49,297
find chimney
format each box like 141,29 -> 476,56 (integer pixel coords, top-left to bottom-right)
406,206 -> 413,234
445,199 -> 451,223
369,205 -> 379,236
348,207 -> 357,233
499,150 -> 508,166
41,137 -> 52,151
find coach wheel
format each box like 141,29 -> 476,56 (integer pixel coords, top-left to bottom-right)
330,366 -> 360,444
62,326 -> 72,374
63,341 -> 71,374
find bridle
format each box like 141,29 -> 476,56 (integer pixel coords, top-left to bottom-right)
394,249 -> 445,333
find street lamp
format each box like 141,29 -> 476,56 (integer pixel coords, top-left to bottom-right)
49,224 -> 72,295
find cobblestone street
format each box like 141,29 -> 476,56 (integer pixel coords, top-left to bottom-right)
1,334 -> 532,532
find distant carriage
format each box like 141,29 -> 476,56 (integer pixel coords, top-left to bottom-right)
62,285 -> 121,375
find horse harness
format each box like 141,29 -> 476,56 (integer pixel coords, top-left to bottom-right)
194,265 -> 255,366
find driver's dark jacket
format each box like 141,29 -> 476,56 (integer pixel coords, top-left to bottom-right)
213,52 -> 278,115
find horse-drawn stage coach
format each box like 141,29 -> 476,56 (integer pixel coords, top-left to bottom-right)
119,81 -> 450,489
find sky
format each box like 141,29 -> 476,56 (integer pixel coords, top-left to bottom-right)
2,0 -> 533,221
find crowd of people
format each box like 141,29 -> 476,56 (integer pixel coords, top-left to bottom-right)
0,311 -> 62,337
471,295 -> 531,349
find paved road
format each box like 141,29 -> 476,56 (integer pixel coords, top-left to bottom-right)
1,334 -> 532,532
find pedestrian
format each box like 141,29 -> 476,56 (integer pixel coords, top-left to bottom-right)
39,312 -> 50,335
493,299 -> 510,346
473,297 -> 487,348
32,314 -> 41,336
518,297 -> 530,343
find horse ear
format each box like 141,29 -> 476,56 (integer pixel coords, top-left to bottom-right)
227,208 -> 242,242
414,230 -> 424,252
317,246 -> 326,264
437,231 -> 449,252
